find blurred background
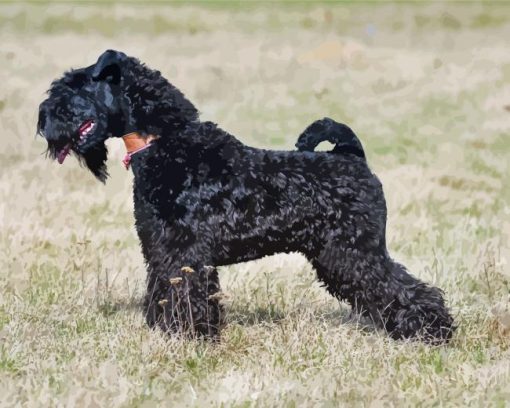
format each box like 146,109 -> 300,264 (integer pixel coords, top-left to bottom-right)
0,2 -> 509,406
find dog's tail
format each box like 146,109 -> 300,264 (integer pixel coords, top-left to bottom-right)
295,117 -> 365,159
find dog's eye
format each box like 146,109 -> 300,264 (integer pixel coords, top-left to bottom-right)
65,73 -> 88,89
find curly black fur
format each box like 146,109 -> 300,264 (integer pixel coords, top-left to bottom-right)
296,117 -> 365,159
38,50 -> 454,343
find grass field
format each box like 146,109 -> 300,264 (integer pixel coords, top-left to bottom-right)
1,2 -> 510,406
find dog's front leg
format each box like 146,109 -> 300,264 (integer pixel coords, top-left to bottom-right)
144,255 -> 223,339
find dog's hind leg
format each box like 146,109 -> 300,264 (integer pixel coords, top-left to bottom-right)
310,240 -> 454,343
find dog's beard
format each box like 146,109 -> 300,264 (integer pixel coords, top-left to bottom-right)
80,142 -> 109,183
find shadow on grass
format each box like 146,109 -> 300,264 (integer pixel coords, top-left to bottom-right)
224,302 -> 371,327
96,296 -> 144,317
97,295 -> 378,336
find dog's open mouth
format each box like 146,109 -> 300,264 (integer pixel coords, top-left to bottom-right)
57,120 -> 96,164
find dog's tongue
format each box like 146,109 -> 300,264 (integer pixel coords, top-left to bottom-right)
57,144 -> 71,164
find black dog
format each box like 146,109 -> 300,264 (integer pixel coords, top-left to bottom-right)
38,50 -> 454,342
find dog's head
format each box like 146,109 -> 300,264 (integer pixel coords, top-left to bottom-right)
38,49 -> 198,182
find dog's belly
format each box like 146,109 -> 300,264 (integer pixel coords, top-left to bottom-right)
210,201 -> 335,266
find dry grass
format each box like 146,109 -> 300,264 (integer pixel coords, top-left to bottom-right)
1,2 -> 510,406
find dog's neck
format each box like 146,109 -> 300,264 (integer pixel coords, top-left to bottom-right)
122,132 -> 159,153
121,132 -> 159,170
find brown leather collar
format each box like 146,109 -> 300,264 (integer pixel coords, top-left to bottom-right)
121,132 -> 159,169
122,132 -> 159,153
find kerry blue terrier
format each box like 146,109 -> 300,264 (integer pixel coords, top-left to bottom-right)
37,50 -> 454,343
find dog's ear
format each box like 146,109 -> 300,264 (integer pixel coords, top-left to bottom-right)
92,50 -> 127,85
